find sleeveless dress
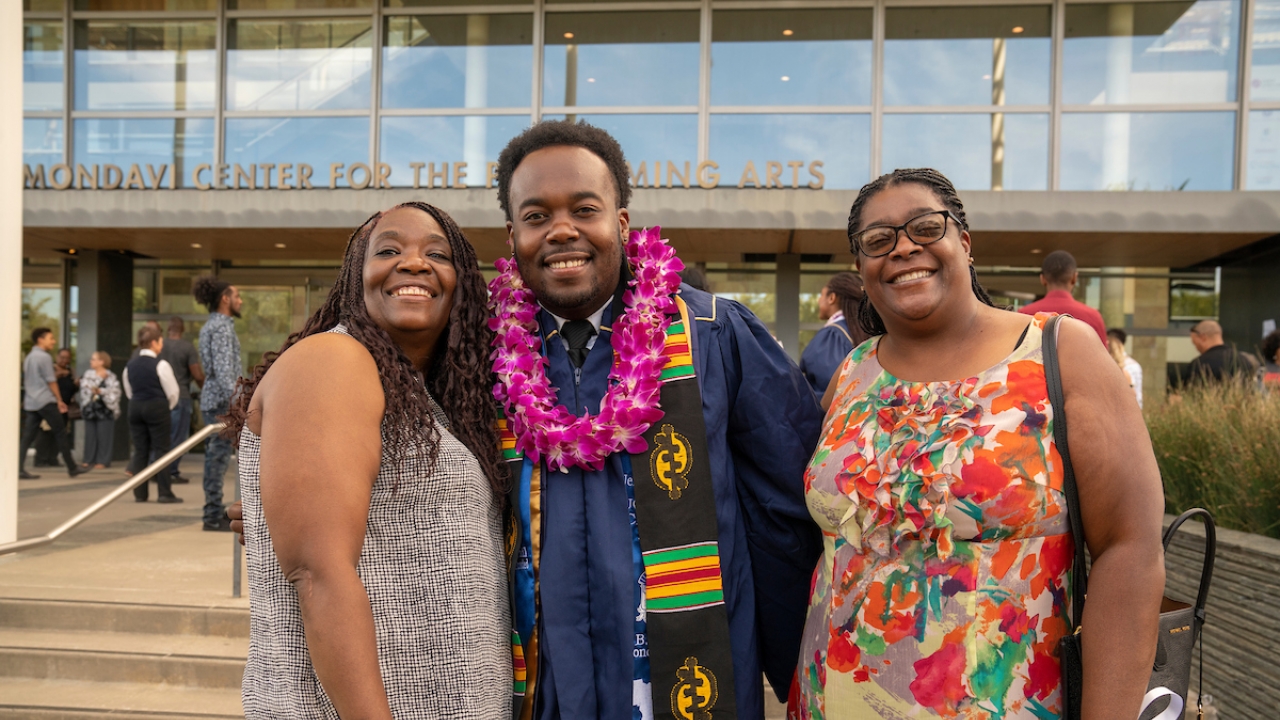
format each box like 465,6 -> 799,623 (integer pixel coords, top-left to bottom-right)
240,327 -> 510,719
791,314 -> 1073,720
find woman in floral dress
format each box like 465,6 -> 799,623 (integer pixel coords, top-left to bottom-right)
791,169 -> 1166,719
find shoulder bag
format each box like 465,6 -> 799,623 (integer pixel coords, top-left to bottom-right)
1042,315 -> 1217,720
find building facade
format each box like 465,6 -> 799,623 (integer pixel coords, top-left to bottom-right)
20,0 -> 1280,405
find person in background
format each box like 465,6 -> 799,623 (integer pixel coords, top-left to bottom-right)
159,316 -> 205,484
1181,320 -> 1249,386
1261,329 -> 1280,391
123,325 -> 182,503
678,265 -> 710,291
1107,328 -> 1143,408
34,347 -> 80,467
194,276 -> 243,531
19,328 -> 83,480
800,271 -> 871,397
130,321 -> 163,359
1018,250 -> 1108,345
79,351 -> 122,469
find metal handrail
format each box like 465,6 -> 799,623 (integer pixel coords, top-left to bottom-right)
0,423 -> 227,556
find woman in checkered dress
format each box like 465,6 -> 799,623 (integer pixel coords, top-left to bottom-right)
225,204 -> 512,719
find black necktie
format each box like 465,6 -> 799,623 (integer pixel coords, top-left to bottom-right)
561,319 -> 596,368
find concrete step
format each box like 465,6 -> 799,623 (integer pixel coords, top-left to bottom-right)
0,678 -> 241,719
0,599 -> 247,639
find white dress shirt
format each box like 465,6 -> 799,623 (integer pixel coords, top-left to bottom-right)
123,349 -> 181,410
545,298 -> 612,353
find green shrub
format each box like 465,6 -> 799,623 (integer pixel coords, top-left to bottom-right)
1146,381 -> 1280,539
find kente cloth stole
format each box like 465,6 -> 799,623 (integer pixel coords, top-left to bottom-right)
499,294 -> 739,720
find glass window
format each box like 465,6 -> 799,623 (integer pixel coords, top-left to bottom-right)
543,114 -> 697,187
227,19 -> 373,112
881,113 -> 1048,190
711,9 -> 872,107
708,114 -> 869,190
74,21 -> 217,111
543,12 -> 700,108
1250,0 -> 1280,99
75,1 -> 217,9
380,115 -> 529,188
25,1 -> 64,10
884,6 -> 1052,107
224,117 -> 369,188
1247,110 -> 1280,189
73,118 -> 214,189
388,0 -> 529,6
230,0 -> 371,8
24,118 -> 64,170
1059,111 -> 1234,190
382,14 -> 532,110
1063,1 -> 1240,105
24,22 -> 63,113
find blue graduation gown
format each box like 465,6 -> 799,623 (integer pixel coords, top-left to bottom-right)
799,323 -> 854,396
533,285 -> 823,720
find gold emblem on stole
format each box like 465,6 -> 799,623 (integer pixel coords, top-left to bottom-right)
650,424 -> 692,500
670,656 -> 718,720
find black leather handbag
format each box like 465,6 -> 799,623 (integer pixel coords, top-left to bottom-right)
1042,315 -> 1217,720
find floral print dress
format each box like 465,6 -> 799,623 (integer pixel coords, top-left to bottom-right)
791,314 -> 1073,720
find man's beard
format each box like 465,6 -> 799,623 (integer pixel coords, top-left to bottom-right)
230,308 -> 242,319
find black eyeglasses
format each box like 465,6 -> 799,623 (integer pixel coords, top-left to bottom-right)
850,210 -> 959,258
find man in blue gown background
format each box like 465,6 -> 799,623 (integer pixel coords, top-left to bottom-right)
497,120 -> 823,720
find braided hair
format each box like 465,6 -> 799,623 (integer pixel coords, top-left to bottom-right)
222,202 -> 509,499
846,168 -> 998,336
823,271 -> 871,347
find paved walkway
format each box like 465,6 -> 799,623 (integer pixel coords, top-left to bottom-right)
4,455 -> 246,608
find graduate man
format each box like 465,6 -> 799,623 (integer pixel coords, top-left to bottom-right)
494,120 -> 822,720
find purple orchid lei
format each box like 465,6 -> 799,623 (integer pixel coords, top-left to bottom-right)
488,227 -> 685,472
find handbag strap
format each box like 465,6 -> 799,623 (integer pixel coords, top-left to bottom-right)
1161,507 -> 1216,623
1041,314 -> 1089,629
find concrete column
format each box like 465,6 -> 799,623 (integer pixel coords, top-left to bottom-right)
1099,266 -> 1127,329
1102,4 -> 1134,190
1132,272 -> 1170,407
776,254 -> 801,361
462,15 -> 489,185
1,3 -> 22,543
76,251 -> 135,462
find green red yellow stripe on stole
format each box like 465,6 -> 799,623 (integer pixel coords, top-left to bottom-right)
642,542 -> 725,613
660,320 -> 696,383
496,417 -> 521,461
512,631 -> 527,695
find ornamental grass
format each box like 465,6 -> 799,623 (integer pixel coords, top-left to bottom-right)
1145,380 -> 1280,539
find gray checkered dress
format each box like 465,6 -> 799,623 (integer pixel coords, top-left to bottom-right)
240,330 -> 511,719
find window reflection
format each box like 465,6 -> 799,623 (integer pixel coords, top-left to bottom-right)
74,21 -> 217,111
1247,110 -> 1280,188
543,12 -> 699,108
230,0 -> 371,8
711,9 -> 872,107
884,6 -> 1051,107
380,115 -> 529,188
882,113 -> 1048,190
25,0 -> 64,10
1060,111 -> 1234,190
24,22 -> 63,113
1063,1 -> 1239,105
382,14 -> 532,109
73,118 -> 214,189
1251,0 -> 1280,99
75,0 -> 217,9
543,114 -> 697,187
227,19 -> 372,111
708,114 -> 868,190
388,0 -> 530,6
24,118 -> 63,170
224,117 -> 369,188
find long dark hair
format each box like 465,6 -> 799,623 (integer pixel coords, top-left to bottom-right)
846,168 -> 998,336
223,202 -> 508,498
824,271 -> 870,347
